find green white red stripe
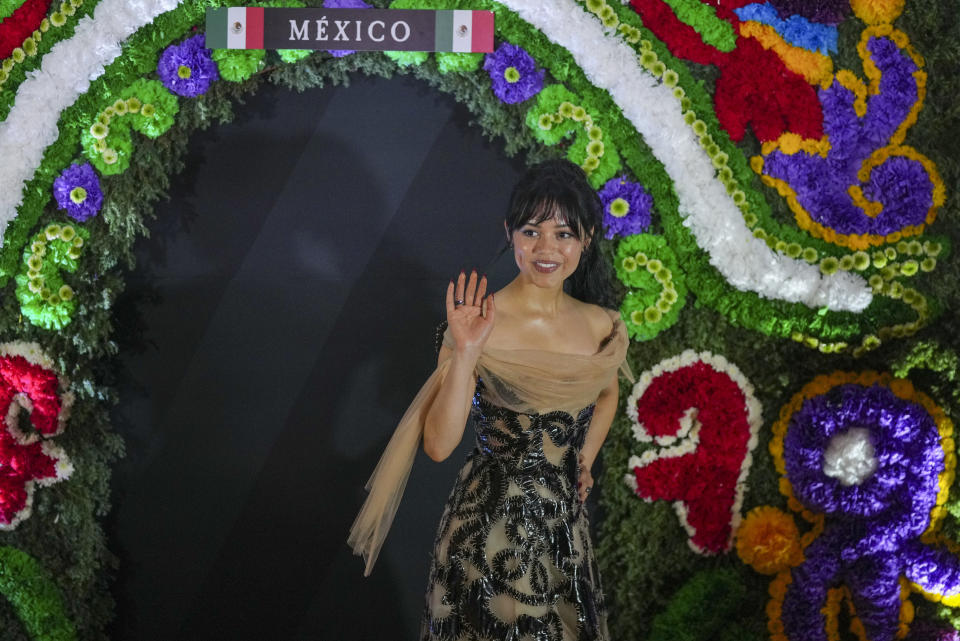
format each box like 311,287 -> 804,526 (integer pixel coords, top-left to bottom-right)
434,10 -> 494,53
206,7 -> 264,50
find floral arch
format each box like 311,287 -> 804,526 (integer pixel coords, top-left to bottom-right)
0,0 -> 957,639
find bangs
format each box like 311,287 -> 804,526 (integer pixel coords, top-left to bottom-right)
510,191 -> 587,239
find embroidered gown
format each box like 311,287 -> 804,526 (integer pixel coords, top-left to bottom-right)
349,315 -> 630,641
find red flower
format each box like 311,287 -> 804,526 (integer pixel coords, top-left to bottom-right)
630,361 -> 756,553
0,352 -> 71,529
629,0 -> 823,142
0,0 -> 51,61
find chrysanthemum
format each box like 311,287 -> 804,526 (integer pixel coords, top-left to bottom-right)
53,163 -> 103,222
482,42 -> 544,104
157,34 -> 219,98
598,176 -> 653,239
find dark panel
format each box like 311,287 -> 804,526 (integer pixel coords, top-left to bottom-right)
110,73 -> 524,641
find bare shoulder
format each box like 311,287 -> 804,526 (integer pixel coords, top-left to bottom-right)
570,299 -> 618,342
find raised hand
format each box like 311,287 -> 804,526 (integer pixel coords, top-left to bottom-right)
445,270 -> 495,356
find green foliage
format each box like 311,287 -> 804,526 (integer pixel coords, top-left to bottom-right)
211,48 -> 266,82
647,568 -> 748,641
0,547 -> 76,641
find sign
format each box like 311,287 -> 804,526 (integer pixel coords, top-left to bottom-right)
205,8 -> 494,53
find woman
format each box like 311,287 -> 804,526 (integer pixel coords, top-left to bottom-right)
349,159 -> 631,641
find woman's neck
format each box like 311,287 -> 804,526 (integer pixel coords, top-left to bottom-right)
501,275 -> 568,318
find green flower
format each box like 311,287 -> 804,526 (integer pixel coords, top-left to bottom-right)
655,268 -> 671,284
896,240 -> 909,255
610,198 -> 630,218
785,243 -> 802,259
582,156 -> 600,171
692,120 -> 707,136
630,309 -> 645,325
67,246 -> 82,260
586,0 -> 603,11
586,140 -> 604,158
40,18 -> 49,32
572,106 -> 587,121
646,259 -> 663,273
11,48 -> 25,63
112,99 -> 128,115
621,256 -> 637,272
683,111 -> 696,125
662,289 -> 678,304
140,103 -> 155,118
89,122 -> 108,139
640,51 -> 657,67
743,212 -> 758,228
711,152 -> 728,168
887,281 -> 904,298
650,61 -> 666,76
27,255 -> 42,271
639,40 -> 652,51
672,87 -> 685,100
819,256 -> 840,274
69,187 -> 87,205
177,65 -> 192,80
2,59 -> 13,73
58,285 -> 74,301
588,126 -> 603,141
920,257 -> 936,272
28,279 -> 43,293
22,37 -> 37,57
126,97 -> 142,113
900,259 -> 919,276
872,251 -> 887,268
922,240 -> 942,257
731,190 -> 746,206
634,252 -> 648,266
656,298 -> 672,313
884,247 -> 897,260
44,224 -> 61,240
72,236 -> 83,248
663,69 -> 679,87
863,335 -> 881,349
801,247 -> 819,263
852,252 -> 870,270
537,114 -> 553,130
906,240 -> 922,255
59,226 -> 76,242
50,11 -> 66,27
278,48 -> 312,64
644,306 -> 662,323
838,255 -> 855,271
558,102 -> 575,118
62,1 -> 75,15
102,148 -> 119,165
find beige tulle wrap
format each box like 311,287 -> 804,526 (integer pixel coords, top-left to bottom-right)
347,317 -> 632,576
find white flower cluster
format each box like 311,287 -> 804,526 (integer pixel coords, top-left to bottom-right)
499,0 -> 872,312
0,0 -> 181,242
623,349 -> 763,553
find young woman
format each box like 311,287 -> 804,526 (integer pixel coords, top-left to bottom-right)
350,159 -> 631,640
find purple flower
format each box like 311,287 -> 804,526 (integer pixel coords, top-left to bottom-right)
53,162 -> 103,222
482,43 -> 544,104
758,33 -> 933,239
598,176 -> 652,239
779,382 -> 960,641
323,0 -> 371,57
157,34 -> 219,98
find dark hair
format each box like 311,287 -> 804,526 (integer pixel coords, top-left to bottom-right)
503,159 -> 616,308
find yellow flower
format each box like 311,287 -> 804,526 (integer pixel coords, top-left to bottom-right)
736,506 -> 803,574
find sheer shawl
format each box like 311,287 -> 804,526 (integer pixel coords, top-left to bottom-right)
347,317 -> 632,576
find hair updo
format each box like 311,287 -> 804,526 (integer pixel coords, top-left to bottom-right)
504,159 -> 616,308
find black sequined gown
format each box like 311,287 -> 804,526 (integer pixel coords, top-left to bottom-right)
420,379 -> 608,641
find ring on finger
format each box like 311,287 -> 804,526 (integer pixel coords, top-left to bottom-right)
454,298 -> 465,306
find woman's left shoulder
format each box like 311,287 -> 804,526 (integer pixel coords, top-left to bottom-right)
573,300 -> 619,340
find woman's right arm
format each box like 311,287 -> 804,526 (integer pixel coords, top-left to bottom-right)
423,270 -> 494,462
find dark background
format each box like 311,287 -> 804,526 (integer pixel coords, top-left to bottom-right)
109,73 -> 525,640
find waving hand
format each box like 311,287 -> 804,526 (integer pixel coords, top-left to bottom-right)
445,270 -> 495,355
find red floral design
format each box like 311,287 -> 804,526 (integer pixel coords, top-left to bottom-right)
629,0 -> 823,141
0,350 -> 71,529
629,358 -> 757,553
0,0 -> 50,61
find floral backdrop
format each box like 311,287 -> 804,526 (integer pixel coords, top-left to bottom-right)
0,0 -> 956,639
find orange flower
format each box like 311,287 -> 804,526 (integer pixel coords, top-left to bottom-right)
736,506 -> 804,574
